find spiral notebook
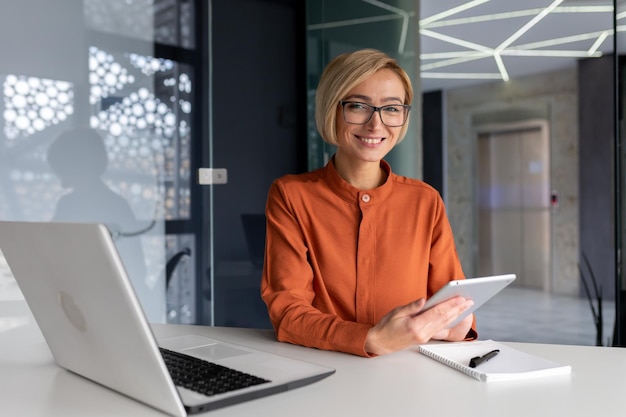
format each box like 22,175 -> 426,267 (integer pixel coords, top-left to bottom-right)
419,340 -> 571,382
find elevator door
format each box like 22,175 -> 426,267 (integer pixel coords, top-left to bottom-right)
477,125 -> 551,290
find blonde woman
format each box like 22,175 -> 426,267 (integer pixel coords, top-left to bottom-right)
261,49 -> 476,357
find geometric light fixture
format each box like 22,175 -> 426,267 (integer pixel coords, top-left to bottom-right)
308,0 -> 616,91
421,0 -> 614,83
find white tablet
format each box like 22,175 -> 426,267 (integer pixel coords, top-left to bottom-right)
422,274 -> 516,328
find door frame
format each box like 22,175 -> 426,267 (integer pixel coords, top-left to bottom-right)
472,119 -> 552,290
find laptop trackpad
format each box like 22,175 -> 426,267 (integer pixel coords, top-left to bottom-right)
158,335 -> 250,361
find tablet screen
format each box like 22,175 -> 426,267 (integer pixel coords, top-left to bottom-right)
422,274 -> 516,328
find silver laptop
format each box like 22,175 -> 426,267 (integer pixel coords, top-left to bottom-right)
0,220 -> 334,416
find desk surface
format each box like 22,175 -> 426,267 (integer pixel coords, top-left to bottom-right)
1,300 -> 624,417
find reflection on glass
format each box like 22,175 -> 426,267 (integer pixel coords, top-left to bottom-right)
0,0 -> 197,323
85,46 -> 193,221
166,233 -> 195,324
47,127 -> 154,311
306,0 -> 418,173
83,0 -> 196,49
3,75 -> 73,138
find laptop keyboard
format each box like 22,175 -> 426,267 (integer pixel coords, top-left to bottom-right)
160,348 -> 270,397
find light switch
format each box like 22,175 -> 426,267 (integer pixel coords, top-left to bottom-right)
198,168 -> 228,185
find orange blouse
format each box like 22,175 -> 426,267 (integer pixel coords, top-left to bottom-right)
261,158 -> 473,356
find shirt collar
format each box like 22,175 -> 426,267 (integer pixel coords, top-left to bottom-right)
323,156 -> 394,205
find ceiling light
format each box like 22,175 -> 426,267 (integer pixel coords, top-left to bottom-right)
421,29 -> 493,53
502,50 -> 602,57
420,0 -> 614,86
422,6 -> 611,29
421,52 -> 490,71
307,14 -> 401,31
420,0 -> 490,26
493,53 -> 510,81
588,31 -> 610,55
421,72 -> 502,80
495,0 -> 565,52
513,31 -> 612,50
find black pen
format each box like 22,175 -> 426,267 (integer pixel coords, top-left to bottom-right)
469,349 -> 500,368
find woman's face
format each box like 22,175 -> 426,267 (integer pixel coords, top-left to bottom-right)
334,68 -> 406,166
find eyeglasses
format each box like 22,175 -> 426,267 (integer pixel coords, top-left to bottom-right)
339,101 -> 411,127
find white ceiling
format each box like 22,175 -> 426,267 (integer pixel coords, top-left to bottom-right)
419,0 -> 617,91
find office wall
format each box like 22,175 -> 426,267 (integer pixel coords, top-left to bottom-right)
445,67 -> 579,296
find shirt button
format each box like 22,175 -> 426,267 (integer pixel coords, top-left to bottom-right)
361,194 -> 371,203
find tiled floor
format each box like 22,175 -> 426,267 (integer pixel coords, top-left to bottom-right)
474,286 -> 616,346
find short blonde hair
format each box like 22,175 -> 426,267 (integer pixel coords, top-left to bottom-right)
315,49 -> 413,145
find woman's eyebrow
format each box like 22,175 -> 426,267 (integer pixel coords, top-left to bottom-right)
343,94 -> 404,104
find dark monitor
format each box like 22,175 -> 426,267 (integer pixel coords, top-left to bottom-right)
241,214 -> 266,268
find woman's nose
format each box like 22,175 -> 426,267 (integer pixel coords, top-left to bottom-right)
366,109 -> 384,127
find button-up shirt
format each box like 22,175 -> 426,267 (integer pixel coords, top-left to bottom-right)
261,157 -> 472,356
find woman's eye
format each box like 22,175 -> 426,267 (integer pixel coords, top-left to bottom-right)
349,102 -> 367,110
383,106 -> 401,113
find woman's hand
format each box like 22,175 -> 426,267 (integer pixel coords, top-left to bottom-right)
364,296 -> 474,356
432,312 -> 474,342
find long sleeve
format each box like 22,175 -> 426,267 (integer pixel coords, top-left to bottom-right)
261,179 -> 373,356
260,160 -> 472,356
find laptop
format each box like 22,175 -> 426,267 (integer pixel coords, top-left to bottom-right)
0,220 -> 334,416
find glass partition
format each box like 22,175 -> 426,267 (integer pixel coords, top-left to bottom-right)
424,1 -> 616,346
0,0 -> 203,325
616,0 -> 626,345
305,1 -> 620,346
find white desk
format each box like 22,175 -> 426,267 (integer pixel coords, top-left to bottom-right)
1,299 -> 624,417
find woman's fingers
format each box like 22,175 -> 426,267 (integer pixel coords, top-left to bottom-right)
410,297 -> 474,340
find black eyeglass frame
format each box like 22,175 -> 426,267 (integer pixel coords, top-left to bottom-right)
339,100 -> 412,127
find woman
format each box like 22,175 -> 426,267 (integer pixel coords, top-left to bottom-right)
261,49 -> 477,357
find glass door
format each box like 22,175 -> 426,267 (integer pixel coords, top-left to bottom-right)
616,0 -> 626,345
207,0 -> 306,328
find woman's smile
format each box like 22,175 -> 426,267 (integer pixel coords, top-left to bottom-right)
356,135 -> 384,145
